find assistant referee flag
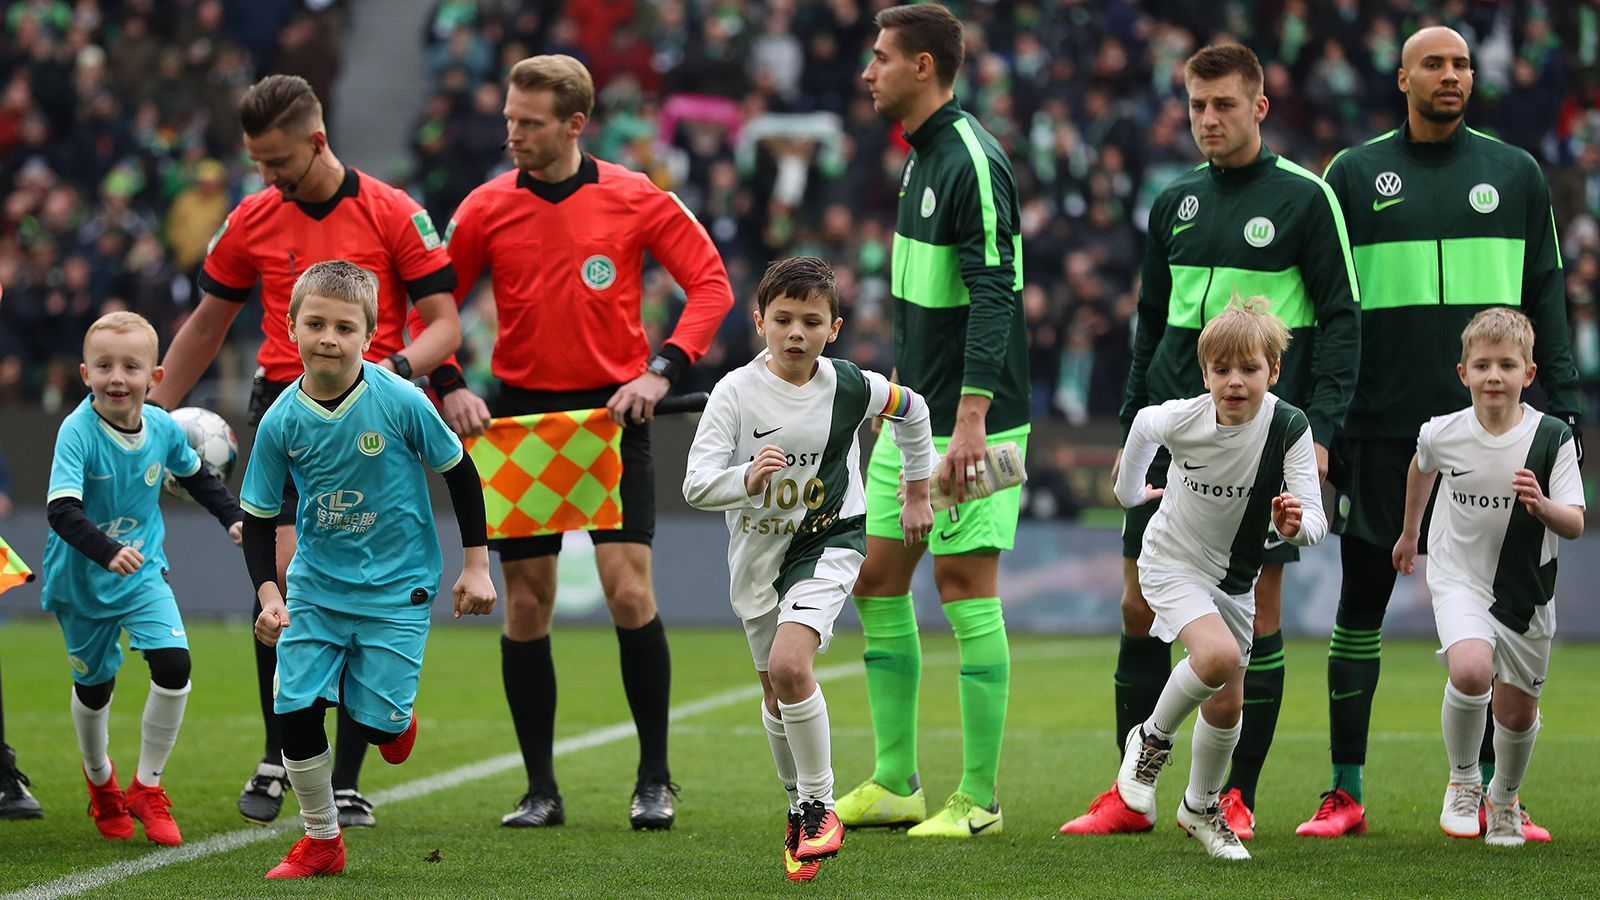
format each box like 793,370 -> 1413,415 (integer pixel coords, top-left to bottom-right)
466,409 -> 624,538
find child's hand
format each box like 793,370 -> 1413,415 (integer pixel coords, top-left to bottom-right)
1138,484 -> 1164,505
900,478 -> 934,545
1512,468 -> 1548,517
255,595 -> 289,646
1392,531 -> 1420,575
107,546 -> 144,576
228,521 -> 244,545
1271,491 -> 1301,538
453,566 -> 497,618
745,444 -> 787,497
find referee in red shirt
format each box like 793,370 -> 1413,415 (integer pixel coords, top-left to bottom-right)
431,55 -> 733,830
149,75 -> 462,830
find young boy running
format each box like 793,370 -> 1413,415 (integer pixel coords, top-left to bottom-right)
683,257 -> 936,882
240,261 -> 496,878
1392,307 -> 1583,847
44,311 -> 244,845
1106,298 -> 1326,859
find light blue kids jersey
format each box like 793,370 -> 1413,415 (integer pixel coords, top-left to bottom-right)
43,398 -> 201,614
240,363 -> 464,619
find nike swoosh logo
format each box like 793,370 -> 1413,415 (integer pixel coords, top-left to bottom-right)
1181,461 -> 1207,470
287,445 -> 311,459
969,819 -> 999,834
170,628 -> 186,637
391,710 -> 411,721
1372,197 -> 1405,212
1450,468 -> 1474,476
753,427 -> 782,439
785,852 -> 806,874
1242,697 -> 1276,705
1330,689 -> 1363,701
1171,222 -> 1197,236
802,824 -> 840,847
88,472 -> 113,480
939,529 -> 961,541
792,603 -> 820,612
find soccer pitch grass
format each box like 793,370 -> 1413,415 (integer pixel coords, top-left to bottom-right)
2,621 -> 1598,898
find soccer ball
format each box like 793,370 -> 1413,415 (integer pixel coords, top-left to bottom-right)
163,406 -> 239,501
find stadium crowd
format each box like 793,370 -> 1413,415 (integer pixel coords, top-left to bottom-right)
4,0 -> 1600,427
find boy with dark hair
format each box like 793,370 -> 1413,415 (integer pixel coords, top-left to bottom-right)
685,256 -> 936,881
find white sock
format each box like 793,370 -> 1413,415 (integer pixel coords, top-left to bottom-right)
1487,715 -> 1540,808
71,688 -> 113,785
284,748 -> 339,839
1442,681 -> 1490,785
1145,657 -> 1220,742
137,681 -> 190,786
1184,710 -> 1241,812
761,702 -> 800,813
778,687 -> 834,808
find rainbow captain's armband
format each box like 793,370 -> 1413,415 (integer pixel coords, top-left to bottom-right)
880,383 -> 912,420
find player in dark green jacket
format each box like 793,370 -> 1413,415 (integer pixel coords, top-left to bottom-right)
1296,25 -> 1580,841
1061,43 -> 1359,841
837,3 -> 1029,839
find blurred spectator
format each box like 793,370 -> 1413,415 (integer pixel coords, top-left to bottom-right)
164,159 -> 229,272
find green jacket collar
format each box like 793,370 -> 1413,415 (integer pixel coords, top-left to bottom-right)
1206,142 -> 1277,184
1399,120 -> 1470,161
903,97 -> 964,150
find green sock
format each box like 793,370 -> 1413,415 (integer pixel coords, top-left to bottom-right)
943,597 -> 1010,807
1224,630 -> 1285,811
1328,623 -> 1382,795
855,593 -> 921,796
1331,763 -> 1364,804
1114,635 -> 1171,755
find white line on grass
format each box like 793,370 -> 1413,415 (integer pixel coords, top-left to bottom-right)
10,642 -> 1084,899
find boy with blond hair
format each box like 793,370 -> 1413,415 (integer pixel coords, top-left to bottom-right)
240,261 -> 496,878
1392,307 -> 1583,847
44,311 -> 243,845
1104,297 -> 1326,859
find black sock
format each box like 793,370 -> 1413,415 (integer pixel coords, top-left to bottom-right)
617,615 -> 671,784
1329,536 -> 1391,768
503,634 -> 559,796
331,705 -> 369,791
253,599 -> 284,766
1478,704 -> 1496,779
1225,630 -> 1285,810
1114,635 -> 1170,755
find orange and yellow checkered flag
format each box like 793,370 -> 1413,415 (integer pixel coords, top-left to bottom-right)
0,534 -> 35,597
465,408 -> 624,539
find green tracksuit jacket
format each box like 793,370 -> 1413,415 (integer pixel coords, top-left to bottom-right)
891,98 -> 1029,436
1323,123 -> 1580,438
1120,145 -> 1361,446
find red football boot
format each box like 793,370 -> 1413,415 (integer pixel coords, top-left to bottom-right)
380,713 -> 417,765
125,778 -> 182,846
1295,789 -> 1368,837
266,834 -> 347,879
84,764 -> 134,840
1058,784 -> 1156,835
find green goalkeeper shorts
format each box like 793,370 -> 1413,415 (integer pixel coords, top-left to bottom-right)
865,423 -> 1029,555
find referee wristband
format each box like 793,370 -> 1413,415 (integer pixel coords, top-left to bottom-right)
430,363 -> 466,397
646,353 -> 682,383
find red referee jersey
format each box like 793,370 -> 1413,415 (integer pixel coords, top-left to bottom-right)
199,167 -> 457,383
446,155 -> 733,392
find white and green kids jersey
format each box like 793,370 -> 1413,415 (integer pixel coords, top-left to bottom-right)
684,352 -> 936,620
1416,404 -> 1583,633
1117,392 -> 1326,593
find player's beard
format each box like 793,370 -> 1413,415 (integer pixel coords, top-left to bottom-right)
1416,92 -> 1467,124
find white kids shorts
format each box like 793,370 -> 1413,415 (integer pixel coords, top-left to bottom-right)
1140,565 -> 1254,665
743,576 -> 852,672
1432,583 -> 1554,697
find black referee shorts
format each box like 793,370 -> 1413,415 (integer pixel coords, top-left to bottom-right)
249,375 -> 299,526
489,382 -> 656,560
